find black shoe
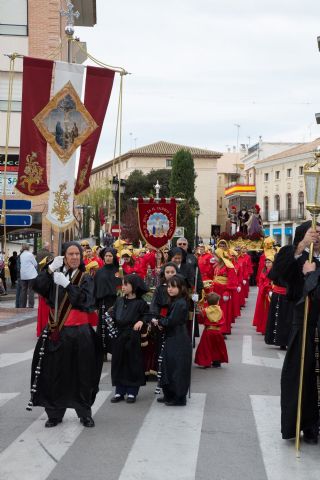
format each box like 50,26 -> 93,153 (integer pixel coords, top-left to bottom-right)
45,418 -> 62,428
157,397 -> 167,403
80,416 -> 95,427
110,395 -> 124,403
303,427 -> 318,444
126,395 -> 136,403
212,361 -> 221,368
165,399 -> 186,406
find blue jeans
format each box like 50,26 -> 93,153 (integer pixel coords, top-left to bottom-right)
115,385 -> 139,397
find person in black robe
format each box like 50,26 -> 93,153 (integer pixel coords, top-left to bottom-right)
152,275 -> 192,406
30,241 -> 103,428
110,274 -> 149,404
169,247 -> 201,340
149,262 -> 178,386
94,247 -> 122,354
279,221 -> 320,443
264,248 -> 293,348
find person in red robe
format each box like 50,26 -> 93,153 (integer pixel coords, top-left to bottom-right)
239,245 -> 252,298
210,241 -> 237,334
195,292 -> 228,368
256,237 -> 276,283
252,254 -> 274,334
36,255 -> 53,337
197,244 -> 215,281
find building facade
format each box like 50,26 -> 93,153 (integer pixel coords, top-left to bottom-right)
90,141 -> 222,241
255,139 -> 320,245
0,0 -> 95,252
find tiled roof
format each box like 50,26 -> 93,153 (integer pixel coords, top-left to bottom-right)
258,138 -> 320,163
127,141 -> 221,157
92,141 -> 222,174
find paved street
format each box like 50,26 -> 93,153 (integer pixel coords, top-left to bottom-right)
0,288 -> 319,480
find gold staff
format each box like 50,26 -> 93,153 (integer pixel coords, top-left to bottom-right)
295,147 -> 320,455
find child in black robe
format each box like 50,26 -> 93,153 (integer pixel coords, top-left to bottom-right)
152,275 -> 192,406
110,274 -> 149,404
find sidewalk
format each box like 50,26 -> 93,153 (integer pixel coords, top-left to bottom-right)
0,287 -> 38,332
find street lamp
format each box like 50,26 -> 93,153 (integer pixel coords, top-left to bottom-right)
195,206 -> 200,246
295,146 -> 320,455
111,175 -> 126,225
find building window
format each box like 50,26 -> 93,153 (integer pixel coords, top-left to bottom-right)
0,0 -> 28,36
275,171 -> 280,180
286,193 -> 292,220
264,196 -> 269,221
287,168 -> 292,178
274,194 -> 280,212
166,159 -> 172,168
298,191 -> 304,218
299,166 -> 303,175
264,173 -> 269,182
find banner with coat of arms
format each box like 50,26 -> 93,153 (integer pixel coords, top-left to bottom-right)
137,198 -> 177,249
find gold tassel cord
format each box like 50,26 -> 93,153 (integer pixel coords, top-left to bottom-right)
1,54 -> 16,260
71,38 -> 129,75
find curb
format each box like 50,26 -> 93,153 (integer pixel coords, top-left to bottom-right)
0,316 -> 37,332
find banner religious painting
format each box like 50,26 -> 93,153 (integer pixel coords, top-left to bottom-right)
137,198 -> 177,249
33,80 -> 98,163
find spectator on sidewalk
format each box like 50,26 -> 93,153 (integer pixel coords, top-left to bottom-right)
19,244 -> 37,308
8,251 -> 18,287
36,242 -> 52,265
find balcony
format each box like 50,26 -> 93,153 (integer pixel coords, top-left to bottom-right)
262,209 -> 306,223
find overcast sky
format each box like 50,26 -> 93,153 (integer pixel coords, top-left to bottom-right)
76,0 -> 320,166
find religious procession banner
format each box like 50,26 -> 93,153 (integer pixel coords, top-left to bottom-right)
16,57 -> 53,196
74,66 -> 115,195
16,56 -> 115,229
137,198 -> 177,249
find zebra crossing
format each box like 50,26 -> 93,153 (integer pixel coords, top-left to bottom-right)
1,291 -> 320,480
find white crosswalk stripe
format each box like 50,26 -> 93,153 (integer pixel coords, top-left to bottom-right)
118,393 -> 206,480
0,390 -> 111,480
242,335 -> 285,369
0,393 -> 20,408
251,395 -> 320,480
0,349 -> 33,369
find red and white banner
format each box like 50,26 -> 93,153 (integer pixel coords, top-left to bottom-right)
16,57 -> 115,228
74,66 -> 115,195
137,198 -> 177,249
17,57 -> 53,196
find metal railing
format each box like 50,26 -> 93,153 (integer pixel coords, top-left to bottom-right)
262,209 -> 306,222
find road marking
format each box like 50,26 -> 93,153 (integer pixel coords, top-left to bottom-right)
0,350 -> 33,369
0,390 -> 111,480
118,393 -> 206,480
251,395 -> 319,480
0,393 -> 20,407
242,335 -> 285,369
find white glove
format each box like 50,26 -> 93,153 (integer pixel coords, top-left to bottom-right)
209,257 -> 216,264
243,280 -> 246,285
223,295 -> 229,302
191,293 -> 199,302
53,271 -> 70,288
269,291 -> 273,298
237,286 -> 241,293
49,256 -> 64,273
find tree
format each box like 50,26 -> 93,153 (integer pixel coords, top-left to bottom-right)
121,169 -> 171,211
76,180 -> 111,244
169,149 -> 197,248
121,204 -> 141,246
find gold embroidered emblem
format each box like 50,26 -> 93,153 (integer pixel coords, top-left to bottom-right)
19,152 -> 44,193
33,81 -> 98,163
52,181 -> 71,223
78,156 -> 91,190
